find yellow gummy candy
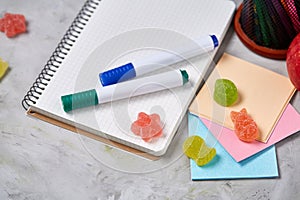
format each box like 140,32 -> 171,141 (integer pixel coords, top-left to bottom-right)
0,58 -> 8,79
182,135 -> 216,166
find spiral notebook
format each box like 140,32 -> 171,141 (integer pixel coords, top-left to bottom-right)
22,0 -> 235,158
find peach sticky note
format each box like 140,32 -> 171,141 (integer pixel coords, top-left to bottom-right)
189,53 -> 296,142
200,104 -> 300,162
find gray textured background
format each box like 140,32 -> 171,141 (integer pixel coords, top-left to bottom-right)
0,0 -> 299,199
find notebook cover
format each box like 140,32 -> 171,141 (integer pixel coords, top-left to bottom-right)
27,108 -> 159,160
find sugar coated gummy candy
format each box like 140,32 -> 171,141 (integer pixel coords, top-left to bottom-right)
213,79 -> 238,107
131,112 -> 163,142
230,108 -> 259,142
0,57 -> 8,79
182,135 -> 216,166
0,13 -> 27,38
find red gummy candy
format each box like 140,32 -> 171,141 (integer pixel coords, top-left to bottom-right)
230,108 -> 259,142
0,13 -> 27,38
131,112 -> 163,142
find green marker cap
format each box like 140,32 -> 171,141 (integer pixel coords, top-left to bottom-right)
180,69 -> 189,85
61,89 -> 98,112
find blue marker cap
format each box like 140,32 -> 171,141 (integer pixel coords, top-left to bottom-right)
99,63 -> 136,86
210,35 -> 219,48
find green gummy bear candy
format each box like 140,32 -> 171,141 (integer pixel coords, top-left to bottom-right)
213,79 -> 238,107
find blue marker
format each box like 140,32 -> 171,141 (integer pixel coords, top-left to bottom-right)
99,35 -> 218,86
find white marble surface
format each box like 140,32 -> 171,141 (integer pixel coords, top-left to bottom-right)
0,0 -> 299,199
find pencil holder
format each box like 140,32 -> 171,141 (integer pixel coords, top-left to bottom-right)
234,0 -> 300,59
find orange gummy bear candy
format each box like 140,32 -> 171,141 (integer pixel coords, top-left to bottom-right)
131,112 -> 163,142
230,108 -> 259,142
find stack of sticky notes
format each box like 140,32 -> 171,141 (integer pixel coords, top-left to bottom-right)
187,53 -> 300,180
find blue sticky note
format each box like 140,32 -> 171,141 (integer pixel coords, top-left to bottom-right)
188,113 -> 279,180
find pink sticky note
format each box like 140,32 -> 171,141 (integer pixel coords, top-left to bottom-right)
201,104 -> 300,162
